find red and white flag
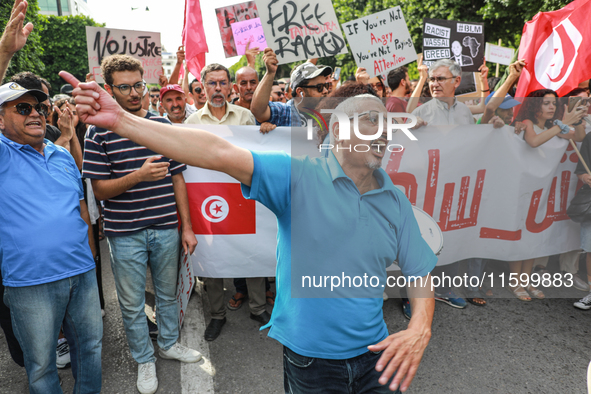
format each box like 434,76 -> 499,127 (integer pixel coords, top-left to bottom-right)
187,182 -> 256,235
515,0 -> 591,98
182,0 -> 208,81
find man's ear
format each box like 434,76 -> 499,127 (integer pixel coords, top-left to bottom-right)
331,122 -> 340,143
454,76 -> 462,89
104,84 -> 113,96
0,114 -> 4,131
233,84 -> 239,94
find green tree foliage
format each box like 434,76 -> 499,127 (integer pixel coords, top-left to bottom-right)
37,14 -> 104,95
0,0 -> 45,82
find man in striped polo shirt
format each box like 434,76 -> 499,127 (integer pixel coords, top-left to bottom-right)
82,55 -> 200,394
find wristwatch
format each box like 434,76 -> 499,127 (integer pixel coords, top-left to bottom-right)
553,119 -> 570,134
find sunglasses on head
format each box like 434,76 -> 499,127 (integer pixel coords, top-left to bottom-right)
7,102 -> 49,117
299,82 -> 331,93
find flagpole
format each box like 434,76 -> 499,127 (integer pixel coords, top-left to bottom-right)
569,139 -> 591,176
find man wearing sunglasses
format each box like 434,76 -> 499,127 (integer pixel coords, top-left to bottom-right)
189,79 -> 207,111
270,81 -> 287,103
148,86 -> 160,116
82,54 -> 201,394
251,48 -> 332,127
0,81 -> 103,393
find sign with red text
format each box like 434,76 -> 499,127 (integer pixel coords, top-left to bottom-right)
182,123 -> 582,277
85,26 -> 162,84
422,18 -> 484,72
342,7 -> 417,78
215,1 -> 260,58
231,18 -> 268,55
255,0 -> 348,64
485,43 -> 515,66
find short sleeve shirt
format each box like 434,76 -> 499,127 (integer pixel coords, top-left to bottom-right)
241,151 -> 437,359
82,112 -> 186,236
185,102 -> 255,125
0,135 -> 94,287
411,98 -> 475,125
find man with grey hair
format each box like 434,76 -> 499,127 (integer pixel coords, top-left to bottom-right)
411,59 -> 474,126
64,69 -> 438,392
185,63 -> 254,125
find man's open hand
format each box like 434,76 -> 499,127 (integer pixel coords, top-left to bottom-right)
0,0 -> 33,55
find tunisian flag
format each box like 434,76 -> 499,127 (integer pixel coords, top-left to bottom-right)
182,0 -> 208,81
187,183 -> 256,235
515,0 -> 591,98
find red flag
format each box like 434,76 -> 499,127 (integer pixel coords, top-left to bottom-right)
515,0 -> 591,99
186,183 -> 256,235
182,0 -> 209,81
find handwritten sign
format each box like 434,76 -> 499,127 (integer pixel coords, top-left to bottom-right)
231,18 -> 268,55
342,7 -> 417,78
255,0 -> 348,64
485,43 -> 515,66
422,18 -> 484,72
216,1 -> 260,58
85,26 -> 162,84
176,252 -> 195,330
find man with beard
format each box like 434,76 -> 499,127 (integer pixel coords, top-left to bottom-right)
82,54 -> 201,394
232,66 -> 258,110
386,66 -> 411,113
160,84 -> 195,124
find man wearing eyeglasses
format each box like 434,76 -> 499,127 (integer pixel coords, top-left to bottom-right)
82,54 -> 201,394
411,59 -> 474,127
0,81 -> 102,393
270,81 -> 287,103
251,48 -> 332,127
148,86 -> 160,116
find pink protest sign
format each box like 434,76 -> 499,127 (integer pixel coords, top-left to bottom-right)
231,18 -> 267,55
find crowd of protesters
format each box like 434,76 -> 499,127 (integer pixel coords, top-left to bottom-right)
2,0 -> 591,393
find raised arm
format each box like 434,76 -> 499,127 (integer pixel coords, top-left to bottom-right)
406,54 -> 428,114
250,48 -> 277,123
169,47 -> 184,85
0,0 -> 34,82
61,71 -> 255,186
467,61 -> 489,115
481,60 -> 525,124
523,104 -> 586,147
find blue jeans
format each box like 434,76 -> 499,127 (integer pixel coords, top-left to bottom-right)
283,346 -> 402,394
4,269 -> 102,394
108,228 -> 180,364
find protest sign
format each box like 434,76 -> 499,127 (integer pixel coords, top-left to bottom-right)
85,26 -> 162,84
485,43 -> 515,66
342,7 -> 417,78
422,18 -> 484,72
255,0 -> 348,64
231,18 -> 268,55
215,1 -> 260,58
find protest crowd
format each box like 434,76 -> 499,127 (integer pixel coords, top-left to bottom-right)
2,0 -> 591,393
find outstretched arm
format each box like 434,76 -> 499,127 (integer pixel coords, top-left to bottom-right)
0,0 -> 34,82
61,71 -> 254,186
250,48 -> 277,122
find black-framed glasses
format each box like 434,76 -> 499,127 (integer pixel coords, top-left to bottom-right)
428,76 -> 456,84
194,87 -> 202,94
299,82 -> 331,93
6,102 -> 49,117
111,81 -> 145,95
149,94 -> 159,98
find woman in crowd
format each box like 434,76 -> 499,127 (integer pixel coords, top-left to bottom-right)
508,89 -> 587,300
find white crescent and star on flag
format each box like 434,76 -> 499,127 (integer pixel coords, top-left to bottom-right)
201,195 -> 229,223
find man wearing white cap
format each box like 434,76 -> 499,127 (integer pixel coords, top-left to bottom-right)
0,81 -> 102,393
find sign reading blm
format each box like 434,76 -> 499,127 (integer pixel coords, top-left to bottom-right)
422,18 -> 484,72
85,26 -> 162,84
255,0 -> 348,64
343,7 -> 417,78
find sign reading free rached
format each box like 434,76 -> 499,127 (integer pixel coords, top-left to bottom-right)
85,26 -> 163,84
255,0 -> 348,64
342,7 -> 417,78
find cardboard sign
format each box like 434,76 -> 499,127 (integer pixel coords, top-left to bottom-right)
342,7 -> 417,78
255,0 -> 348,64
176,252 -> 195,330
422,18 -> 484,72
485,43 -> 515,66
231,18 -> 268,55
85,26 -> 162,84
215,1 -> 260,58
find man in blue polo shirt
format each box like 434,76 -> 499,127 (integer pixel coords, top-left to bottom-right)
0,81 -> 102,393
82,55 -> 201,394
65,71 -> 437,394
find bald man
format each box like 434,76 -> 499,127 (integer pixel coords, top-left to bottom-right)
233,67 -> 259,110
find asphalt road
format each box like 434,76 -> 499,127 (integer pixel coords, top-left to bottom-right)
1,240 -> 590,393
